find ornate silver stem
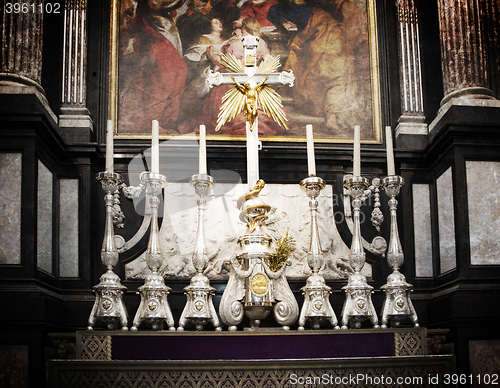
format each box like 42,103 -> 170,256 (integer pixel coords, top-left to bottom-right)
380,175 -> 419,328
343,178 -> 388,257
131,172 -> 175,331
341,176 -> 379,329
178,174 -> 221,331
114,182 -> 151,254
88,172 -> 128,331
298,177 -> 339,330
191,174 -> 213,273
303,177 -> 325,273
370,178 -> 384,232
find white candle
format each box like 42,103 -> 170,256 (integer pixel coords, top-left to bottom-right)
105,120 -> 114,173
386,126 -> 395,176
199,124 -> 207,174
151,120 -> 159,174
353,125 -> 361,177
306,124 -> 316,177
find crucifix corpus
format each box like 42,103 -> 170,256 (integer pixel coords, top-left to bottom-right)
206,35 -> 295,190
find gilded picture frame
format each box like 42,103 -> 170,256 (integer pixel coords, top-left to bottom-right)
108,0 -> 382,144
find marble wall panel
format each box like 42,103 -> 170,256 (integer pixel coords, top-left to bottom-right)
0,345 -> 29,388
124,183 -> 359,281
0,153 -> 22,265
469,340 -> 500,387
466,161 -> 500,265
37,161 -> 53,274
436,167 -> 457,274
59,179 -> 79,278
412,184 -> 433,277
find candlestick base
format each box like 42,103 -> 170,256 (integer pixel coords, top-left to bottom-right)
380,270 -> 419,328
298,274 -> 339,330
87,270 -> 128,331
340,273 -> 379,329
178,273 -> 221,331
131,273 -> 175,331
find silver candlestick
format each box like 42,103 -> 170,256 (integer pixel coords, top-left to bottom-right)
341,176 -> 379,329
88,172 -> 128,330
178,174 -> 221,331
298,176 -> 339,330
380,175 -> 419,328
131,172 -> 175,331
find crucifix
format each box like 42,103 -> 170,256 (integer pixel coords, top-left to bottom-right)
206,35 -> 295,190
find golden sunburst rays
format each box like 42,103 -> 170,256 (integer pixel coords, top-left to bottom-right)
215,53 -> 289,132
220,53 -> 245,74
257,55 -> 281,74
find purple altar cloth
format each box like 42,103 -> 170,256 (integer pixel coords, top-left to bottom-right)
110,331 -> 395,360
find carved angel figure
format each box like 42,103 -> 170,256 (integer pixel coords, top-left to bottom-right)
215,53 -> 289,132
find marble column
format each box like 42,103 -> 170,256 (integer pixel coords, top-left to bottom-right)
0,0 -> 47,99
59,0 -> 93,136
436,0 -> 498,106
395,0 -> 427,139
484,0 -> 500,96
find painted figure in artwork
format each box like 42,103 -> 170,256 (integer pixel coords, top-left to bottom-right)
118,0 -> 188,134
239,0 -> 278,29
183,16 -> 226,92
268,1 -> 372,138
176,15 -> 227,133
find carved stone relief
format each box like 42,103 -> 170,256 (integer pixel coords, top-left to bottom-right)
125,183 -> 371,281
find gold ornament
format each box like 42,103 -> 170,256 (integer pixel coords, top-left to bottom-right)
215,54 -> 289,132
268,229 -> 296,272
251,274 -> 269,295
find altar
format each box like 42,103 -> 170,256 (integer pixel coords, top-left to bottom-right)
78,327 -> 425,360
58,35 -> 453,388
48,328 -> 455,387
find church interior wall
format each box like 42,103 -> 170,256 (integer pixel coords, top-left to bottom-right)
1,0 -> 500,386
